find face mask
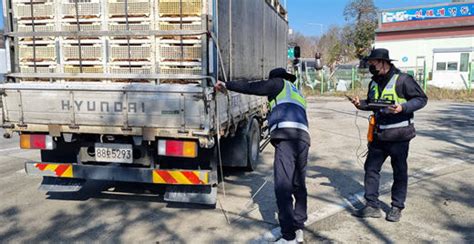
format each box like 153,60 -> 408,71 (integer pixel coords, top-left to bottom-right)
369,65 -> 379,76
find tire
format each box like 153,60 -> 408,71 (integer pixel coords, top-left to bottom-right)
246,118 -> 261,171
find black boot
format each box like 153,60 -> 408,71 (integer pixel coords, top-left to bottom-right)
353,205 -> 382,218
386,206 -> 402,222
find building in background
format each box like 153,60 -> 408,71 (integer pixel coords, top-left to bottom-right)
0,30 -> 5,82
375,2 -> 474,90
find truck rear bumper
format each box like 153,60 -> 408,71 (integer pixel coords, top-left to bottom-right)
25,161 -> 212,185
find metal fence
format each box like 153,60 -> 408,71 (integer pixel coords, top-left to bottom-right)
296,65 -> 372,94
296,63 -> 473,94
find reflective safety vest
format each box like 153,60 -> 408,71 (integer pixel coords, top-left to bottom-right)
370,74 -> 407,104
369,74 -> 413,129
268,80 -> 309,134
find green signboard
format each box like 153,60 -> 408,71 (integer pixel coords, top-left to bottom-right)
288,47 -> 295,59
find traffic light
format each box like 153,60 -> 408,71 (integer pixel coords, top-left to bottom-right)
294,46 -> 301,59
315,52 -> 323,70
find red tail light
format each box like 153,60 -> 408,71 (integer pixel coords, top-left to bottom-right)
158,140 -> 197,158
20,134 -> 55,150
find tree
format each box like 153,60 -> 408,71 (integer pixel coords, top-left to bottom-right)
343,0 -> 378,59
317,26 -> 348,71
288,31 -> 319,58
344,0 -> 377,23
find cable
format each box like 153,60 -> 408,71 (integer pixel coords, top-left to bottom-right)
209,30 -> 232,224
209,31 -> 228,196
232,175 -> 272,223
212,31 -> 275,220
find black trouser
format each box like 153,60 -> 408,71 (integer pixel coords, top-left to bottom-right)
272,139 -> 309,240
364,139 -> 410,209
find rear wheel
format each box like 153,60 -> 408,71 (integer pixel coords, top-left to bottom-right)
246,118 -> 261,171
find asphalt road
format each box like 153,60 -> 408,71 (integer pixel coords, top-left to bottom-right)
0,98 -> 472,243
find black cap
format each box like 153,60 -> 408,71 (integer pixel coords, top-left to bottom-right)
366,48 -> 396,62
269,68 -> 297,82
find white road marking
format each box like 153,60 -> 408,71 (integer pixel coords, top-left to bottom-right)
259,159 -> 468,240
0,147 -> 21,153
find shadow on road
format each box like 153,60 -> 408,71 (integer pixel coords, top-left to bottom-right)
417,104 -> 474,163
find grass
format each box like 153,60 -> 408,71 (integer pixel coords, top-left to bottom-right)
303,85 -> 473,103
424,86 -> 474,102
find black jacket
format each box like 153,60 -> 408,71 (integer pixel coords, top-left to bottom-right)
225,78 -> 311,145
359,66 -> 428,141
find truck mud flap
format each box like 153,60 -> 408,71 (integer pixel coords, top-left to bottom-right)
164,185 -> 217,205
39,176 -> 86,192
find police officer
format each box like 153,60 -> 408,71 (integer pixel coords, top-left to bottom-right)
215,68 -> 310,243
349,48 -> 427,222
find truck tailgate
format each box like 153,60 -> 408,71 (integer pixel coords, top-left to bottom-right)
1,83 -> 206,129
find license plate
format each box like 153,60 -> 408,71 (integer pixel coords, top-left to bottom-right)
95,143 -> 133,163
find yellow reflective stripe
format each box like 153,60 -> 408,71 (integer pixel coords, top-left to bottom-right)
169,171 -> 192,184
291,92 -> 306,107
372,75 -> 407,104
271,80 -> 306,110
152,171 -> 167,184
269,99 -> 276,108
380,74 -> 407,104
62,166 -> 73,178
371,82 -> 379,99
44,164 -> 57,172
277,81 -> 288,100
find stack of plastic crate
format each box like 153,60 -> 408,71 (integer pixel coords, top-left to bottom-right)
157,0 -> 203,76
61,0 -> 104,74
108,0 -> 155,75
14,0 -> 57,75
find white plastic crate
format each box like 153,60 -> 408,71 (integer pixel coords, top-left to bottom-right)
158,0 -> 202,17
20,64 -> 57,73
17,21 -> 56,32
62,1 -> 101,17
63,44 -> 103,61
13,1 -> 54,19
61,21 -> 101,32
19,45 -> 56,61
159,65 -> 201,75
159,44 -> 201,61
110,44 -> 152,61
108,0 -> 152,17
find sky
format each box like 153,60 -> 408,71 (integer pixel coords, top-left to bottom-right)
287,0 -> 454,36
0,0 -> 457,34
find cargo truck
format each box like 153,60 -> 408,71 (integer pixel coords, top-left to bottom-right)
0,0 -> 289,205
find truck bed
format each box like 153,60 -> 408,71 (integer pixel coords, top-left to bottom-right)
0,82 -> 267,140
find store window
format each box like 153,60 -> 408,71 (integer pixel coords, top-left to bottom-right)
447,62 -> 458,71
460,53 -> 469,72
436,62 -> 446,71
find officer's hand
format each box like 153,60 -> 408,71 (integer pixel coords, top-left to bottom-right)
351,96 -> 361,109
215,80 -> 227,93
388,104 -> 403,114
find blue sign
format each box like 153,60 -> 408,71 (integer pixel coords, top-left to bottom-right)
402,57 -> 408,63
382,3 -> 474,23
